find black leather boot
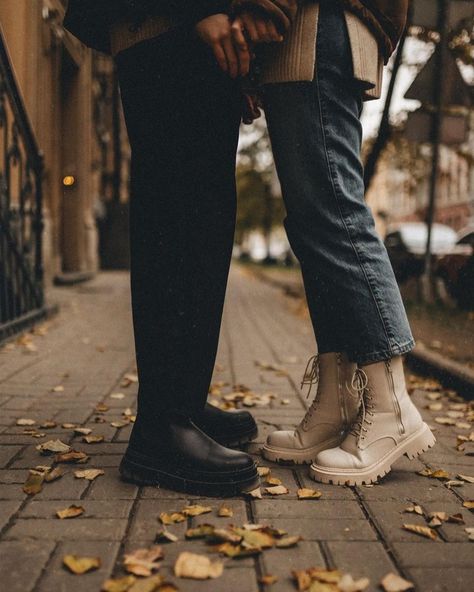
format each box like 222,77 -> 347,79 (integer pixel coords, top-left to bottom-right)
194,403 -> 258,447
119,415 -> 259,497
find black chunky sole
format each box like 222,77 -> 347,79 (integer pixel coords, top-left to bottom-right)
119,455 -> 260,497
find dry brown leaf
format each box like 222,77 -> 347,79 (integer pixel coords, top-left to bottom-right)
338,573 -> 370,592
101,575 -> 137,592
217,504 -> 233,518
447,513 -> 465,524
275,535 -> 302,548
63,554 -> 101,574
234,527 -> 274,549
292,569 -> 312,591
264,485 -> 289,496
402,524 -> 438,540
297,488 -> 322,500
111,393 -> 125,399
159,512 -> 186,525
36,439 -> 71,455
128,575 -> 168,592
247,487 -> 263,499
155,530 -> 179,544
466,527 -> 474,541
16,418 -> 36,426
52,385 -> 65,393
426,402 -> 443,411
111,421 -> 130,428
55,450 -> 89,464
458,474 -> 474,484
260,575 -> 278,585
73,427 -> 92,436
44,467 -> 65,483
95,403 -> 109,413
56,504 -> 85,519
83,434 -> 105,444
445,480 -> 464,488
380,572 -> 414,592
182,504 -> 212,517
257,467 -> 271,477
74,468 -> 104,481
62,423 -> 77,429
174,552 -> 223,580
404,504 -> 423,516
265,476 -> 283,486
23,470 -> 45,495
123,546 -> 163,577
308,568 -> 342,584
185,524 -> 215,540
462,500 -> 474,510
212,528 -> 242,544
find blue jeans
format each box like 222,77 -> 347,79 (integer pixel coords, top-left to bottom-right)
263,1 -> 414,364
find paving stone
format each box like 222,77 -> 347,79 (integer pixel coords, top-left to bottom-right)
0,483 -> 28,500
392,542 -> 474,568
254,499 -> 365,520
188,498 -> 248,525
406,567 -> 474,592
0,445 -> 23,468
327,542 -> 398,592
161,565 -> 259,592
34,472 -> 89,500
85,469 -> 138,500
128,500 -> 189,542
0,500 -> 22,530
262,517 -> 377,541
420,501 -> 474,542
20,500 -> 134,519
0,539 -> 56,592
0,469 -> 28,484
36,540 -> 120,592
4,517 -> 128,540
83,454 -> 122,467
261,541 -> 326,592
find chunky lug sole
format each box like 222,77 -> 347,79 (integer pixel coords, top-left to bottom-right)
212,426 -> 259,448
119,455 -> 260,497
309,423 -> 436,486
262,435 -> 344,465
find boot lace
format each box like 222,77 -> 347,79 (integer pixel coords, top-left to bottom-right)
349,368 -> 375,443
300,354 -> 320,429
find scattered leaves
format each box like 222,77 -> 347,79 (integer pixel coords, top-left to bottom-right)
174,552 -> 223,580
101,575 -> 136,592
402,524 -> 438,540
23,470 -> 45,495
63,554 -> 101,574
380,572 -> 414,591
275,535 -> 302,548
260,575 -> 278,585
74,468 -> 104,481
16,418 -> 36,426
56,505 -> 85,519
36,439 -> 71,455
264,485 -> 289,496
217,504 -> 233,518
155,530 -> 178,543
404,504 -> 423,516
55,450 -> 89,464
297,488 -> 322,500
246,487 -> 263,499
458,474 -> 474,484
159,512 -> 186,525
82,434 -> 105,444
123,546 -> 163,577
182,505 -> 212,517
417,468 -> 450,480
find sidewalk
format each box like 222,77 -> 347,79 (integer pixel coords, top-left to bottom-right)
0,266 -> 472,592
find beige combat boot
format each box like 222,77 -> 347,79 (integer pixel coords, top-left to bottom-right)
310,356 -> 436,485
262,352 -> 360,464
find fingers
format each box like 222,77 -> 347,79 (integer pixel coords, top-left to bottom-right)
240,13 -> 283,44
211,41 -> 228,73
231,19 -> 251,77
241,13 -> 259,44
222,35 -> 239,78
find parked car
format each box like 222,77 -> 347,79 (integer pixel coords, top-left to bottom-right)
437,225 -> 474,310
384,222 -> 458,282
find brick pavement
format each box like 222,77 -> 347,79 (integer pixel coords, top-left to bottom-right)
0,266 -> 472,592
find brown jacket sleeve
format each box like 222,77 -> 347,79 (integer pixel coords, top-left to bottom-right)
231,0 -> 298,33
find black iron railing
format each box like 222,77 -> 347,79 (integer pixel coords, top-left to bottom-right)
0,26 -> 46,341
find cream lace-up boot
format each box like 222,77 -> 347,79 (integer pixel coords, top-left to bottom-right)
262,352 -> 360,464
310,356 -> 436,485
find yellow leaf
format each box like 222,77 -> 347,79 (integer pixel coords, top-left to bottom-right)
257,467 -> 271,477
155,530 -> 178,543
44,467 -> 64,482
22,470 -> 45,495
260,575 -> 278,585
275,535 -> 302,548
458,474 -> 474,484
123,546 -> 163,577
308,568 -> 342,584
234,528 -> 274,549
292,570 -> 312,591
56,505 -> 85,519
264,485 -> 289,496
462,500 -> 474,510
83,435 -> 105,444
74,469 -> 105,481
182,505 -> 212,517
101,575 -> 137,592
185,524 -> 216,540
52,385 -> 65,393
128,575 -> 168,592
16,418 -> 36,426
211,528 -> 242,544
174,552 -> 223,580
74,428 -> 92,436
159,512 -> 186,525
402,524 -> 438,540
380,572 -> 414,591
246,487 -> 263,499
55,451 -> 89,464
36,439 -> 71,455
338,573 -> 370,592
297,488 -> 322,500
217,503 -> 233,518
63,554 -> 101,574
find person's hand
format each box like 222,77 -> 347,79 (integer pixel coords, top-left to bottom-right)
195,13 -> 250,78
234,11 -> 284,44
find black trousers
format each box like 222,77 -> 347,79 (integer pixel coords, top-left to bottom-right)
115,28 -> 242,425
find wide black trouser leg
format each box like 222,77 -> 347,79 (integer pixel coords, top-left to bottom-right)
115,30 -> 242,428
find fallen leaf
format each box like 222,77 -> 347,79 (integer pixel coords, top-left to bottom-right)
182,504 -> 212,517
159,512 -> 186,525
275,535 -> 302,548
52,385 -> 65,393
417,468 -> 450,480
174,552 -> 223,580
128,575 -> 169,592
462,500 -> 474,510
260,575 -> 278,585
63,554 -> 101,574
217,504 -> 233,518
466,527 -> 474,541
264,485 -> 289,496
404,504 -> 423,516
445,480 -> 464,488
211,528 -> 242,544
95,403 -> 109,413
101,575 -> 137,592
185,524 -> 216,540
23,470 -> 45,495
447,513 -> 465,524
402,524 -> 438,540
16,418 -> 36,426
257,467 -> 271,477
458,474 -> 474,484
55,450 -> 89,464
265,476 -> 282,486
36,439 -> 71,455
111,393 -> 125,399
246,487 -> 262,499
292,569 -> 312,591
307,568 -> 342,584
338,573 -> 370,592
111,421 -> 130,428
155,530 -> 178,543
380,572 -> 414,592
62,423 -> 77,429
426,402 -> 443,411
44,467 -> 65,482
74,468 -> 104,481
74,428 -> 92,436
297,488 -> 322,500
82,435 -> 105,444
56,505 -> 85,519
124,546 -> 163,577
234,527 -> 274,549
